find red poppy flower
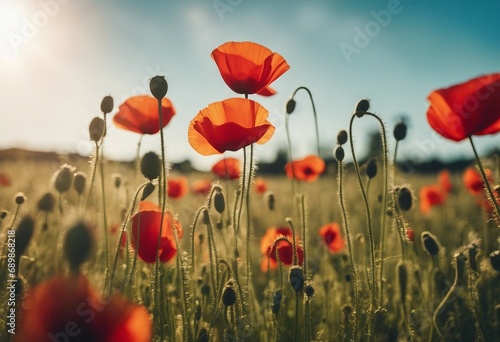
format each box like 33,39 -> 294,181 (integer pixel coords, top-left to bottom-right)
16,275 -> 151,342
319,223 -> 345,254
426,73 -> 500,141
192,179 -> 212,196
254,177 -> 268,194
406,228 -> 414,242
211,157 -> 241,180
260,227 -> 304,271
0,173 -> 11,186
131,201 -> 183,263
463,167 -> 492,195
188,98 -> 275,156
438,170 -> 453,193
211,41 -> 290,95
167,176 -> 189,199
285,155 -> 325,182
113,95 -> 176,135
419,185 -> 446,214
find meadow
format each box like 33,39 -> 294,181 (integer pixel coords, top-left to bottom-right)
0,41 -> 499,342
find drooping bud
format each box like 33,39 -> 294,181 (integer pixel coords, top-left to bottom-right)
335,146 -> 345,162
141,183 -> 155,201
337,130 -> 348,145
214,191 -> 225,213
15,216 -> 35,258
15,192 -> 26,205
393,121 -> 407,141
289,266 -> 305,292
396,187 -> 413,211
490,250 -> 500,272
54,164 -> 74,194
140,152 -> 161,181
64,222 -> 93,273
73,172 -> 87,195
150,76 -> 168,100
366,159 -> 377,179
100,95 -> 114,114
89,117 -> 106,143
354,99 -> 370,117
37,192 -> 55,212
286,98 -> 296,114
421,231 -> 441,257
222,283 -> 236,307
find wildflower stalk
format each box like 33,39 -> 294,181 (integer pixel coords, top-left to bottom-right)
245,144 -> 254,303
285,113 -> 296,197
338,158 -> 360,339
290,86 -> 320,156
84,143 -> 99,209
299,194 -> 309,279
98,114 -> 110,271
469,136 -> 500,223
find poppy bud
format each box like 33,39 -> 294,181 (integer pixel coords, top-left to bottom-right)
141,183 -> 155,201
202,209 -> 210,225
421,231 -> 441,257
15,192 -> 26,205
335,146 -> 345,161
396,260 -> 407,305
196,327 -> 209,342
286,98 -> 296,114
265,191 -> 275,211
89,117 -> 106,142
140,152 -> 161,181
64,222 -> 93,273
54,164 -> 74,193
73,172 -> 87,195
342,304 -> 353,315
271,289 -> 282,314
112,173 -> 122,188
393,122 -> 407,141
289,266 -> 305,292
15,216 -> 35,258
100,95 -> 114,114
305,284 -> 315,298
150,76 -> 168,100
214,191 -> 225,213
37,192 -> 55,212
354,99 -> 370,117
0,210 -> 7,220
198,233 -> 205,245
366,159 -> 377,179
490,250 -> 500,272
397,187 -> 413,211
222,284 -> 236,306
337,130 -> 348,145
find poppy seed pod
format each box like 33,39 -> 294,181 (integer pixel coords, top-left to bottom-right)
73,172 -> 87,195
54,164 -> 74,193
355,99 -> 370,117
366,159 -> 377,179
89,117 -> 106,143
15,216 -> 35,258
0,210 -> 7,219
393,122 -> 407,141
64,222 -> 93,272
214,191 -> 225,213
150,76 -> 168,100
421,231 -> 441,257
37,192 -> 55,212
100,95 -> 114,114
112,173 -> 122,188
286,98 -> 296,114
396,261 -> 407,305
266,191 -> 275,211
15,192 -> 26,205
140,152 -> 161,181
342,304 -> 353,315
489,250 -> 500,272
335,146 -> 345,161
305,284 -> 315,298
222,285 -> 236,307
289,266 -> 305,292
337,130 -> 348,145
141,183 -> 155,201
397,187 -> 413,211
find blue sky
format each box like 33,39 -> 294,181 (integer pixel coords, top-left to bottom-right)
1,0 -> 499,170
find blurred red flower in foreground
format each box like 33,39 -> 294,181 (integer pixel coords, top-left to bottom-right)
0,173 -> 11,186
438,170 -> 453,194
419,185 -> 446,214
192,179 -> 212,196
254,177 -> 268,194
167,176 -> 189,199
319,223 -> 345,254
188,98 -> 275,156
211,41 -> 290,95
211,157 -> 241,180
426,73 -> 500,141
285,155 -> 325,182
463,167 -> 492,195
16,275 -> 151,342
260,227 -> 304,271
131,201 -> 182,263
113,95 -> 176,135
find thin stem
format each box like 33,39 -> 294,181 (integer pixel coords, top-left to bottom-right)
291,86 -> 321,156
98,118 -> 110,271
85,143 -> 99,210
285,111 -> 296,198
299,195 -> 308,279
